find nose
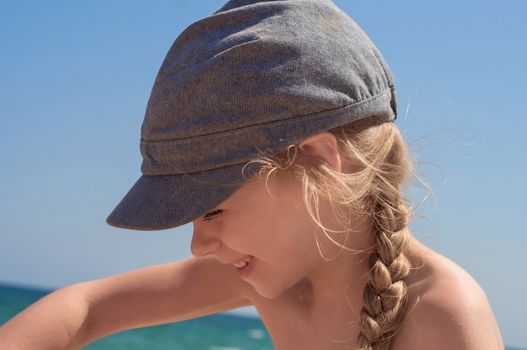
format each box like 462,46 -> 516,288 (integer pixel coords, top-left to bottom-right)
190,227 -> 222,257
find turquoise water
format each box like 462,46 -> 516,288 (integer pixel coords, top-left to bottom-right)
0,283 -> 521,350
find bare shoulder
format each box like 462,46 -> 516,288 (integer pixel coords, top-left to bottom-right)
392,252 -> 504,350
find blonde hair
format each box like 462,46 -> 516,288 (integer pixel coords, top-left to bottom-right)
244,116 -> 418,350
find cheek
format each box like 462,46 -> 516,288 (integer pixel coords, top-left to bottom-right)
258,228 -> 318,287
220,219 -> 268,255
241,204 -> 316,265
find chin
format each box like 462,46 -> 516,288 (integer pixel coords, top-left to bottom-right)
255,284 -> 287,300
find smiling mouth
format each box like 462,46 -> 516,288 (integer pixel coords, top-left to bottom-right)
234,255 -> 255,277
233,255 -> 253,269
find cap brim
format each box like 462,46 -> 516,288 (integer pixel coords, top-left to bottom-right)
106,162 -> 261,231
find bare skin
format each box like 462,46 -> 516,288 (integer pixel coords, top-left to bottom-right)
191,132 -> 504,350
0,133 -> 503,349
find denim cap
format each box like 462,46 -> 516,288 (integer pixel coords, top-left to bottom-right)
106,0 -> 398,231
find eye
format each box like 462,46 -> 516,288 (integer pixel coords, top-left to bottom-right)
201,209 -> 223,221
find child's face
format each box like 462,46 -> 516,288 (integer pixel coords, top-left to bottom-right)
191,171 -> 333,299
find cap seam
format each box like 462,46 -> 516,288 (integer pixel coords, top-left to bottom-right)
141,87 -> 392,145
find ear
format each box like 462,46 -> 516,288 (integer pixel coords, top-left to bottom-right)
298,132 -> 342,172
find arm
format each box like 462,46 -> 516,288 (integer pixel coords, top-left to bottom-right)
81,255 -> 252,346
0,256 -> 252,349
0,284 -> 90,350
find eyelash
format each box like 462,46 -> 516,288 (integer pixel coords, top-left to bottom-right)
201,209 -> 223,221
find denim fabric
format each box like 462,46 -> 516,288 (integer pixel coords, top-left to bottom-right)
106,0 -> 397,231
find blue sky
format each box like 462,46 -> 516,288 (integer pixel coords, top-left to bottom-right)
1,1 -> 526,348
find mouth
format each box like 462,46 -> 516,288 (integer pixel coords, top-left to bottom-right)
233,255 -> 254,277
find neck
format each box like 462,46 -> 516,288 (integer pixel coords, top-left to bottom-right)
284,228 -> 427,344
309,254 -> 370,333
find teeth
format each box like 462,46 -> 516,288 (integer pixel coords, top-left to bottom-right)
233,256 -> 252,269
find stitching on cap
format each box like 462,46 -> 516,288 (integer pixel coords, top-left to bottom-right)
141,87 -> 393,145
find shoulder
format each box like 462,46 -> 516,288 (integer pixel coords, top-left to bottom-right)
391,254 -> 504,350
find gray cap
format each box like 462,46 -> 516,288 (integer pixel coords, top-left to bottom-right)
106,0 -> 397,231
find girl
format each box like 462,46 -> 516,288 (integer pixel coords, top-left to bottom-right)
0,0 -> 504,349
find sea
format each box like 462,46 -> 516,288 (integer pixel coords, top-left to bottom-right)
0,283 -> 521,350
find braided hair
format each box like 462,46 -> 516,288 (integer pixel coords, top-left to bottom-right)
246,116 -> 419,349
